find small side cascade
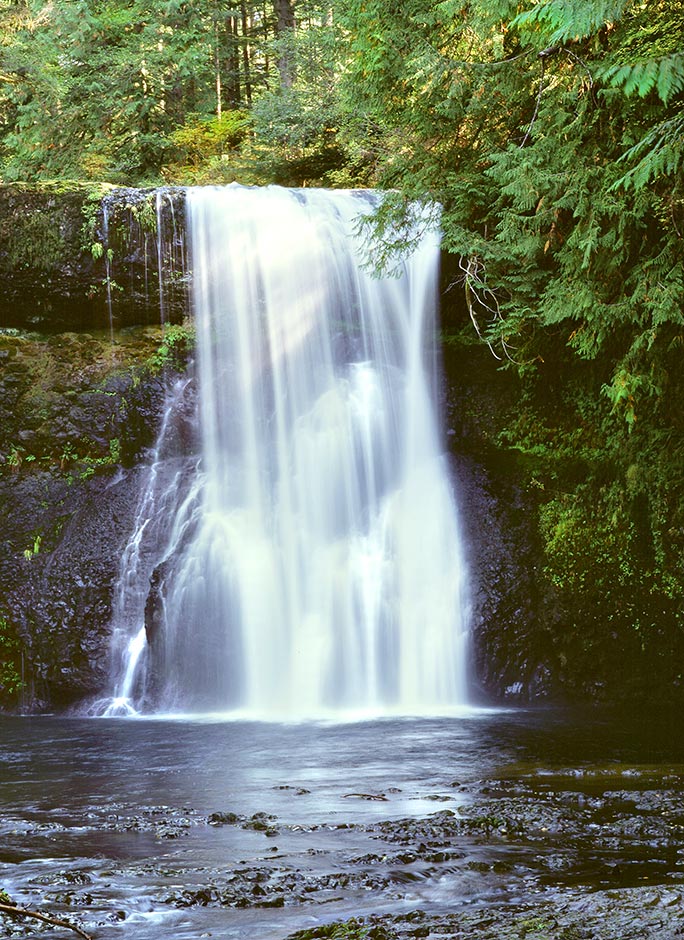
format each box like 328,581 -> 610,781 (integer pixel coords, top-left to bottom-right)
154,188 -> 186,330
100,184 -> 470,719
155,191 -> 167,327
101,374 -> 199,717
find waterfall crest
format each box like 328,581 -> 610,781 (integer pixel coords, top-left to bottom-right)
105,185 -> 469,719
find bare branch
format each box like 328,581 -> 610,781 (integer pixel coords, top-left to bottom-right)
0,901 -> 93,940
565,49 -> 594,89
457,255 -> 521,363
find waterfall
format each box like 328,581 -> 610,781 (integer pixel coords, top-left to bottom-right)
104,184 -> 469,719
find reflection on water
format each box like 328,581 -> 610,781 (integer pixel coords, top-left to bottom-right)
1,709 -> 683,939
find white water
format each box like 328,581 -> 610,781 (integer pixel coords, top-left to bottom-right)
104,185 -> 469,719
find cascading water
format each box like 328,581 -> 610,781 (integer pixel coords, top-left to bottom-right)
104,184 -> 469,719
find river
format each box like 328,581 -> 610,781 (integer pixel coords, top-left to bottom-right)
2,708 -> 683,939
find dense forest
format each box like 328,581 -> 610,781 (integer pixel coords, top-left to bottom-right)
1,0 -> 683,701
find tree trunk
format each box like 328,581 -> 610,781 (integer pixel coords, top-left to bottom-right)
214,20 -> 222,119
273,0 -> 295,88
241,1 -> 253,105
225,13 -> 241,108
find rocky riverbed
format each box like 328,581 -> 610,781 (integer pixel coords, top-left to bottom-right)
1,711 -> 682,939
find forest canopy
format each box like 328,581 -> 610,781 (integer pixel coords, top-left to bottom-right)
1,0 -> 683,675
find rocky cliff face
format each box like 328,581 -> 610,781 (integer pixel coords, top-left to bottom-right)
441,341 -> 561,705
0,324 -> 195,710
0,183 -> 196,710
1,185 -> 669,713
0,183 -> 187,333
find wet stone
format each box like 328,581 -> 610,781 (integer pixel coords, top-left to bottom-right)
208,811 -> 241,826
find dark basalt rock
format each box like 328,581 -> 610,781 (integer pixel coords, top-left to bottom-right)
442,339 -> 561,705
1,466 -> 147,710
0,325 -> 190,711
0,183 -> 188,333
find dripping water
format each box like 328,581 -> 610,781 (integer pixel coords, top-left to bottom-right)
102,203 -> 114,342
155,190 -> 167,328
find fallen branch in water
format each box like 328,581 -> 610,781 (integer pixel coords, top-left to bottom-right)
0,900 -> 93,940
343,792 -> 389,801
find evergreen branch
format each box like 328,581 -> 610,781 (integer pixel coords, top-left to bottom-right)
598,53 -> 684,104
612,111 -> 684,190
444,48 -> 534,70
511,0 -> 630,46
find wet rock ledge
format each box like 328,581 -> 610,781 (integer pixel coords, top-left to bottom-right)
0,182 -> 187,333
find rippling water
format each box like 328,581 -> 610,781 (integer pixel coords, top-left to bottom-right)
1,709 -> 683,939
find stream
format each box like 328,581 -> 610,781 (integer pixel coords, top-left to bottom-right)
1,708 -> 683,939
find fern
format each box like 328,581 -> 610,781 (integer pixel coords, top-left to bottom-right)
599,53 -> 684,104
612,110 -> 684,189
511,0 -> 630,45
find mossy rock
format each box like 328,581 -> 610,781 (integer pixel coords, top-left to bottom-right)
0,183 -> 187,332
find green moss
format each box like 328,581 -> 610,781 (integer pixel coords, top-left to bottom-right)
1,210 -> 66,271
0,326 -> 172,474
0,181 -> 111,277
148,321 -> 195,372
538,479 -> 684,648
0,615 -> 25,699
0,180 -> 113,197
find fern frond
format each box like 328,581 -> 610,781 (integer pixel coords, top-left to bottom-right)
511,0 -> 630,45
599,53 -> 684,104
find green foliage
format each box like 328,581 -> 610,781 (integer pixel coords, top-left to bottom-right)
149,321 -> 195,371
79,184 -> 114,254
510,0 -> 630,44
612,112 -> 684,189
0,615 -> 25,698
0,1 -> 353,186
23,532 -> 42,562
72,437 -> 122,480
539,473 -> 683,639
165,110 -> 251,179
6,446 -> 21,469
600,53 -> 684,104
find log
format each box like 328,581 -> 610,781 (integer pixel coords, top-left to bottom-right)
0,900 -> 93,939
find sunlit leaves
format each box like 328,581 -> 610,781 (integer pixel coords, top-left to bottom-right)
599,52 -> 684,104
511,0 -> 631,45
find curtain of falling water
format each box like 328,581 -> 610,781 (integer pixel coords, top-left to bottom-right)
107,184 -> 470,718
